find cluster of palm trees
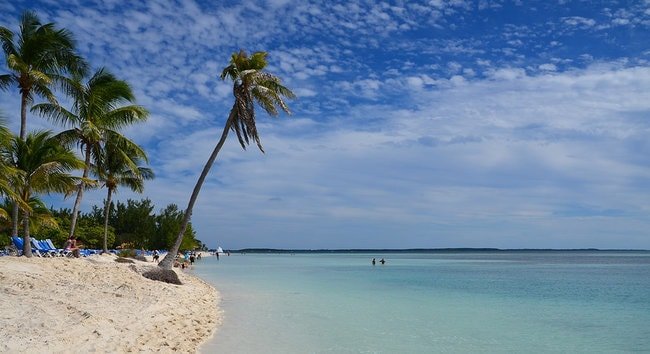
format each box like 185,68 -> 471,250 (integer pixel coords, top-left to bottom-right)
0,11 -> 152,257
1,11 -> 297,274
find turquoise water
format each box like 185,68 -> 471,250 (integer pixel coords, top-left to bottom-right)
195,252 -> 650,353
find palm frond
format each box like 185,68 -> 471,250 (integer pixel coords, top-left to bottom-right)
95,133 -> 153,196
0,26 -> 17,57
11,130 -> 84,192
0,74 -> 15,91
31,103 -> 77,127
101,105 -> 148,129
53,129 -> 81,148
3,9 -> 87,115
220,50 -> 295,153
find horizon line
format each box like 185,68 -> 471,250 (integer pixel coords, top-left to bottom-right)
223,247 -> 650,252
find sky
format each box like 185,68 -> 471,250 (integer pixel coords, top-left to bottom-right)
1,0 -> 649,249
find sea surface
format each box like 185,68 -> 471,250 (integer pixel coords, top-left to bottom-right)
195,251 -> 650,353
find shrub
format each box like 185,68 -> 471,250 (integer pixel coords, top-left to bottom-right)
117,249 -> 136,258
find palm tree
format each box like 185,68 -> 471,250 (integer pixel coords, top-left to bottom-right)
3,131 -> 83,257
32,68 -> 148,238
158,51 -> 295,270
95,133 -> 153,253
0,10 -> 87,138
0,116 -> 27,221
0,117 -> 14,218
0,10 -> 87,236
0,196 -> 58,234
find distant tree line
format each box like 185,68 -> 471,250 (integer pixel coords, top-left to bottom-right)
1,198 -> 204,251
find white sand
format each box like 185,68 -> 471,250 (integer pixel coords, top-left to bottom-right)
0,254 -> 221,353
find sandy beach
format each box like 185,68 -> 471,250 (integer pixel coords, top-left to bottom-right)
0,254 -> 221,353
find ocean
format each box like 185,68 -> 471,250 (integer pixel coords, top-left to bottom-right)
195,251 -> 650,353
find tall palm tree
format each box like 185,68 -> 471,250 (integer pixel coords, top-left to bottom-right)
158,51 -> 295,270
0,10 -> 87,139
32,68 -> 148,238
0,10 -> 87,236
95,133 -> 153,253
3,131 -> 83,257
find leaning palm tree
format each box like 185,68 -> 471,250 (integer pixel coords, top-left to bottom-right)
95,133 -> 153,253
3,131 -> 83,257
158,51 -> 295,271
0,10 -> 87,236
32,68 -> 148,238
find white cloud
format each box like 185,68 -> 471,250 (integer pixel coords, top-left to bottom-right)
539,63 -> 557,71
488,68 -> 527,80
562,16 -> 596,27
294,88 -> 317,97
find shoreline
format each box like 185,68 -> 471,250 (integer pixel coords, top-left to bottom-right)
0,254 -> 222,353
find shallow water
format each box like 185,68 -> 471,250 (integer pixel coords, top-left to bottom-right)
195,252 -> 650,353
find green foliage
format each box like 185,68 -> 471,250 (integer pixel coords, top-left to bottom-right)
0,233 -> 9,248
112,198 -> 156,249
155,203 -> 198,252
76,224 -> 113,250
24,198 -> 203,251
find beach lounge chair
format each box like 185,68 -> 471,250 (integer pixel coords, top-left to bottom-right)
11,236 -> 40,257
10,236 -> 22,256
30,238 -> 55,257
44,239 -> 70,257
79,248 -> 98,257
39,239 -> 63,257
5,242 -> 19,256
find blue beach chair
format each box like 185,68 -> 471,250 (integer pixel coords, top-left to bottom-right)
44,239 -> 70,257
39,239 -> 63,257
31,238 -> 56,257
11,236 -> 39,257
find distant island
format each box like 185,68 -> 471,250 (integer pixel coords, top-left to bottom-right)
230,248 -> 649,253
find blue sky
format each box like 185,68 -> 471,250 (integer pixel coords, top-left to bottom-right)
1,0 -> 649,249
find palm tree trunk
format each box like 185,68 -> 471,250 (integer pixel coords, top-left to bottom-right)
20,91 -> 28,140
159,114 -> 233,269
69,145 -> 91,237
103,187 -> 113,253
12,91 -> 29,236
11,202 -> 19,236
21,188 -> 31,257
22,210 -> 31,257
